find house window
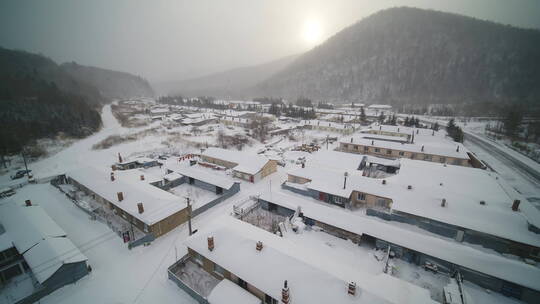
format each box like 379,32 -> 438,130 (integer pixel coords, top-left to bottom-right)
439,157 -> 446,163
357,192 -> 366,201
424,155 -> 432,161
375,148 -> 380,153
364,146 -> 369,152
214,263 -> 226,277
386,149 -> 392,155
411,153 -> 416,159
375,198 -> 388,208
354,145 -> 359,150
398,151 -> 405,156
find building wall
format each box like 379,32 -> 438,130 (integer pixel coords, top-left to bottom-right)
350,191 -> 392,209
260,160 -> 277,179
151,206 -> 191,237
200,155 -> 238,169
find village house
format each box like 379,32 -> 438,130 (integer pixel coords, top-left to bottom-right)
67,166 -> 190,239
168,216 -> 436,304
283,156 -> 540,264
201,147 -> 277,183
300,119 -> 356,135
339,125 -> 479,167
0,201 -> 88,303
113,156 -> 162,171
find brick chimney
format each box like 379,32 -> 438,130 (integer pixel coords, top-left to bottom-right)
407,185 -> 412,190
110,172 -> 115,182
350,137 -> 353,143
117,192 -> 124,202
421,145 -> 424,152
137,203 -> 144,214
118,152 -> 123,163
256,241 -> 263,251
441,198 -> 447,207
348,281 -> 356,296
140,174 -> 145,181
25,199 -> 32,207
382,179 -> 386,185
512,200 -> 520,211
281,280 -> 290,304
456,146 -> 460,152
208,236 -> 214,251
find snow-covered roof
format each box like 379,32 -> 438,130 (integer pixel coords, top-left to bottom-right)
368,105 -> 392,109
24,236 -> 87,284
259,190 -> 540,292
0,203 -> 66,253
388,159 -> 540,247
114,168 -> 163,184
288,158 -> 540,247
169,164 -> 235,190
358,134 -> 409,143
68,166 -> 187,225
0,202 -> 87,284
202,147 -> 270,175
185,216 -> 436,304
208,279 -> 261,304
301,120 -> 354,130
307,150 -> 399,173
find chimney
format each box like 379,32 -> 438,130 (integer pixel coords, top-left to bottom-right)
432,130 -> 435,136
456,146 -> 460,152
137,203 -> 144,214
397,128 -> 400,132
371,140 -> 374,146
512,200 -> 521,211
407,185 -> 412,190
379,126 -> 382,130
348,281 -> 357,296
140,174 -> 145,181
382,179 -> 386,185
110,172 -> 115,182
25,199 -> 32,207
441,198 -> 447,207
479,200 -> 486,205
350,137 -> 353,143
416,129 -> 419,134
301,162 -> 305,168
117,191 -> 124,202
421,145 -> 424,152
256,241 -> 263,251
208,236 -> 214,251
282,281 -> 290,304
111,165 -> 117,171
118,152 -> 123,163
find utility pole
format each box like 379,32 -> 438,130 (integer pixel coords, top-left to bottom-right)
21,151 -> 30,177
186,197 -> 193,236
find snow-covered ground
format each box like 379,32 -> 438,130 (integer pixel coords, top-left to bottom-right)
1,104 -> 537,304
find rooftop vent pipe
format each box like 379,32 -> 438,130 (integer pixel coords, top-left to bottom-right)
137,203 -> 144,214
441,198 -> 447,207
140,175 -> 145,181
512,200 -> 521,211
282,281 -> 290,304
407,185 -> 412,190
117,192 -> 124,202
479,201 -> 486,205
456,146 -> 460,152
25,200 -> 32,207
382,179 -> 387,185
348,281 -> 357,296
421,145 -> 424,152
208,236 -> 214,251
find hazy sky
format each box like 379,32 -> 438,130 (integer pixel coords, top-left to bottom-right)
1,0 -> 539,83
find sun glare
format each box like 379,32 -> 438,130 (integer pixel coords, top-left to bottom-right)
302,19 -> 323,46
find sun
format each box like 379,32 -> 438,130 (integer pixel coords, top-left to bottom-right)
302,19 -> 323,46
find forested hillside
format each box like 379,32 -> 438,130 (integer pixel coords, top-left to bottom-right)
61,62 -> 154,99
0,47 -> 153,153
255,7 -> 540,105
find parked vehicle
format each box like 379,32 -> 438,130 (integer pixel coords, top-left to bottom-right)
10,169 -> 31,180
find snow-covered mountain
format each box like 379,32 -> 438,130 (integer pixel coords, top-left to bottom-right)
255,7 -> 540,104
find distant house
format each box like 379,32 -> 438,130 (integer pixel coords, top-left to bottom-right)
340,125 -> 477,167
67,166 -> 190,238
114,157 -> 162,170
300,120 -> 355,135
201,147 -> 276,183
0,201 -> 88,302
